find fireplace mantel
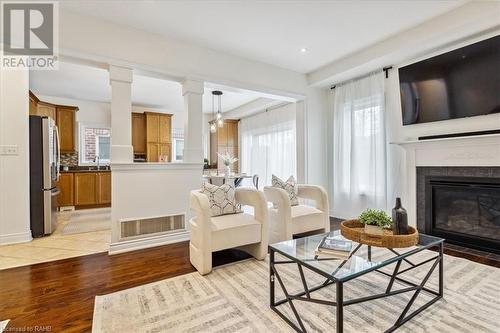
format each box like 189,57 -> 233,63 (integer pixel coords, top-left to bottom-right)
391,133 -> 500,227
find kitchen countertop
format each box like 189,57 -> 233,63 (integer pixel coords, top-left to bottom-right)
60,167 -> 111,173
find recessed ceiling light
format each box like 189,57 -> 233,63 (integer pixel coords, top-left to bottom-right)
299,48 -> 308,53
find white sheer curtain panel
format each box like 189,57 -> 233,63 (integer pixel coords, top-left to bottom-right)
240,104 -> 296,186
331,71 -> 387,219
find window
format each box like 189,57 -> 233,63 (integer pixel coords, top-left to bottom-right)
79,123 -> 111,164
172,128 -> 184,161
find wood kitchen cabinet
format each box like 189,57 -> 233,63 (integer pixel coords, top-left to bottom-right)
145,112 -> 172,162
146,113 -> 160,143
132,111 -> 173,161
56,106 -> 78,153
36,103 -> 57,121
210,119 -> 239,173
97,173 -> 111,204
56,173 -> 74,206
73,172 -> 111,208
29,91 -> 78,153
132,113 -> 146,154
74,173 -> 98,206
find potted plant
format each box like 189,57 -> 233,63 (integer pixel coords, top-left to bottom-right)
217,152 -> 238,176
359,209 -> 392,235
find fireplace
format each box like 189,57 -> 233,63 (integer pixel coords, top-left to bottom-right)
417,167 -> 500,254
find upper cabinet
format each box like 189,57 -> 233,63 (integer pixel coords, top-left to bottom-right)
29,91 -> 78,153
132,113 -> 147,155
132,111 -> 173,162
56,106 -> 77,153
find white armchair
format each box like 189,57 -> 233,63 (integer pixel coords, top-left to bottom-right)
189,187 -> 268,275
264,184 -> 330,244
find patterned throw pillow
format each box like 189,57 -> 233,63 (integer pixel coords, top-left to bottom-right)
272,175 -> 299,206
200,183 -> 242,217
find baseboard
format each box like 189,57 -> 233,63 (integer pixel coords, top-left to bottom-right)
0,231 -> 32,245
108,230 -> 190,255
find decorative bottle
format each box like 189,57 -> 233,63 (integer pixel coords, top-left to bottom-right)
392,197 -> 408,235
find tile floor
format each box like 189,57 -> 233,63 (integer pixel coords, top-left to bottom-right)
0,210 -> 111,270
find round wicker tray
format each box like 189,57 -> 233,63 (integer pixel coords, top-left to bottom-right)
340,219 -> 419,248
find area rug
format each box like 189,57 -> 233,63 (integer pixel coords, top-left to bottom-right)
0,320 -> 9,333
92,249 -> 500,333
62,208 -> 111,235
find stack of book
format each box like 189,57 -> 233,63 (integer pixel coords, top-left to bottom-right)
315,235 -> 353,259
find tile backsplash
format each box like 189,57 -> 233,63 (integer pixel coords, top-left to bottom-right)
60,152 -> 78,167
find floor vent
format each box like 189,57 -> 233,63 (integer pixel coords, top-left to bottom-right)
119,214 -> 185,240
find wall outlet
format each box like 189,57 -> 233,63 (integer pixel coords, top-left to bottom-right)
0,145 -> 18,155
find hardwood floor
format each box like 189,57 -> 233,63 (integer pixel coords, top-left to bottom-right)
1,218 -> 498,332
0,242 -> 195,332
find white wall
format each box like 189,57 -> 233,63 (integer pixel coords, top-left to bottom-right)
110,163 -> 201,253
0,69 -> 31,245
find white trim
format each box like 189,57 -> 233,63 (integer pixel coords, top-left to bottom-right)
390,133 -> 500,147
78,122 -> 111,165
111,162 -> 203,171
392,134 -> 500,227
108,230 -> 190,255
0,231 -> 32,245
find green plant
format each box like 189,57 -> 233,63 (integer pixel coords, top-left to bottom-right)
359,209 -> 392,228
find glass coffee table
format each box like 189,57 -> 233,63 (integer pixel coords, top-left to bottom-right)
269,231 -> 444,333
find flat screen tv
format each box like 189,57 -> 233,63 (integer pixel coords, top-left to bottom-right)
399,35 -> 499,126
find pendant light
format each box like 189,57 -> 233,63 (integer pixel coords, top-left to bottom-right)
211,90 -> 224,129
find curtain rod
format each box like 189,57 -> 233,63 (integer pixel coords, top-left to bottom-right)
330,66 -> 393,90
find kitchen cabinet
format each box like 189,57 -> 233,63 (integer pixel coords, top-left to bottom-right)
132,113 -> 146,154
146,113 -> 160,143
56,173 -> 74,206
36,103 -> 57,121
72,172 -> 111,208
56,106 -> 77,153
58,172 -> 111,208
144,112 -> 172,162
210,119 -> 239,173
97,173 -> 111,204
29,91 -> 78,153
74,173 -> 98,206
147,143 -> 159,162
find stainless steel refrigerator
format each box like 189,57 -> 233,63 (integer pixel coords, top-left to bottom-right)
29,116 -> 60,237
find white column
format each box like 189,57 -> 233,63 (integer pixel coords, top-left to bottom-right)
182,79 -> 204,163
109,65 -> 133,163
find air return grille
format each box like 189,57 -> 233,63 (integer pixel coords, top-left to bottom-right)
120,214 -> 185,240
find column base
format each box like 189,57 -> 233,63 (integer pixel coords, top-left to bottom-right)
111,145 -> 134,163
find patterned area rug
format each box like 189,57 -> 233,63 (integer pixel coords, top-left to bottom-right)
0,320 -> 9,332
92,249 -> 500,333
62,208 -> 111,235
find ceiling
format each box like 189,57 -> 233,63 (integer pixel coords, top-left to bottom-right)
60,0 -> 466,73
29,62 -> 262,113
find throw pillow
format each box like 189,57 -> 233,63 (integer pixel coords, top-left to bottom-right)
272,175 -> 299,206
200,182 -> 242,217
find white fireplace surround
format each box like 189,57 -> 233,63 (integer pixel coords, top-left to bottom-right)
392,133 -> 500,227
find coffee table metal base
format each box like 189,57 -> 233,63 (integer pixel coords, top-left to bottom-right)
269,243 -> 444,333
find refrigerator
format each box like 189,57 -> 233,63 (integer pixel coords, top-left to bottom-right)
29,116 -> 61,237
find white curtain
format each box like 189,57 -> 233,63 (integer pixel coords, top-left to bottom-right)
240,104 -> 296,186
331,71 -> 387,219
